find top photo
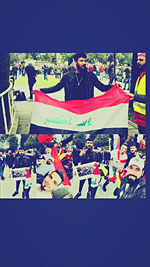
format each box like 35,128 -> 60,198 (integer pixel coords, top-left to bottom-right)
0,53 -> 146,135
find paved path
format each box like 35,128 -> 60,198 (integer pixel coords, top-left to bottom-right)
15,101 -> 33,133
71,174 -> 116,199
13,83 -> 65,134
0,166 -> 36,199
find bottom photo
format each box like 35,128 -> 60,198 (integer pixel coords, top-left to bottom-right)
0,133 -> 146,199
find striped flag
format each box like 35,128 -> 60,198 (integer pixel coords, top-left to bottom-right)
51,146 -> 71,186
114,134 -> 120,150
37,136 -> 71,186
14,143 -> 21,155
30,85 -> 129,134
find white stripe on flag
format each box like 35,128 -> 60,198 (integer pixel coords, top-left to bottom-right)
31,101 -> 128,131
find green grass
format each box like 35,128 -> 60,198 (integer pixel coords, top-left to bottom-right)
15,75 -> 60,87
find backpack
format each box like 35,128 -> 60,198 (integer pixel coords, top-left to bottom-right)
15,91 -> 26,101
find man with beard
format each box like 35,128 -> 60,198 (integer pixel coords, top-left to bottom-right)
118,157 -> 146,199
124,143 -> 140,168
12,147 -> 31,198
40,53 -> 112,101
129,53 -> 146,134
74,138 -> 101,199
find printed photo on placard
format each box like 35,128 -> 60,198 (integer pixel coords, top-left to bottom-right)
11,167 -> 26,180
75,162 -> 96,179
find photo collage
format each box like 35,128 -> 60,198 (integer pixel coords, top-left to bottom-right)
0,53 -> 146,199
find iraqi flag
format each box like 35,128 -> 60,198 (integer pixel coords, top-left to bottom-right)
51,146 -> 71,186
30,85 -> 129,134
113,134 -> 120,150
14,144 -> 21,155
37,134 -> 54,144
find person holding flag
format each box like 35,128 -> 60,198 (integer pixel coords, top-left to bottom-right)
36,135 -> 71,186
74,138 -> 101,199
125,53 -> 146,133
39,53 -> 112,101
132,53 -> 146,134
109,143 -> 128,177
30,53 -> 132,134
12,147 -> 31,198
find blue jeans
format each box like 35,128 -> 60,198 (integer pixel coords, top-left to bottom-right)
112,166 -> 117,176
124,78 -> 131,90
0,166 -> 4,179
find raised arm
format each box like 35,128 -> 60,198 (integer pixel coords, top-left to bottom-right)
93,73 -> 112,92
40,75 -> 65,94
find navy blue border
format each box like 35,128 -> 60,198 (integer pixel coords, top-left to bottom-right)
0,1 -> 150,266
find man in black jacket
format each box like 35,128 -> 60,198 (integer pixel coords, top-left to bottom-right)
25,63 -> 36,100
124,143 -> 140,168
118,157 -> 146,199
74,138 -> 101,199
12,147 -> 31,198
5,150 -> 14,168
40,53 -> 112,101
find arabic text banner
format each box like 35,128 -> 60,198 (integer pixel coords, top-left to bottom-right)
30,85 -> 129,133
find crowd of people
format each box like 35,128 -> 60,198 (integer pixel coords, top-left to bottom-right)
10,56 -> 132,88
0,133 -> 146,199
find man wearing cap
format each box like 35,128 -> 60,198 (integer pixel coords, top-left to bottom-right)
129,53 -> 146,134
118,157 -> 146,199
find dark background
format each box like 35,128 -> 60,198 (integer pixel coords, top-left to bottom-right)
0,0 -> 150,266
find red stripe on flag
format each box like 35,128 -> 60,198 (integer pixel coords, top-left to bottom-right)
51,147 -> 71,186
115,136 -> 120,149
33,85 -> 129,115
37,134 -> 54,144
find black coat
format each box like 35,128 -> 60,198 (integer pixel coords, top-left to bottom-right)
41,71 -> 111,101
12,155 -> 31,168
78,149 -> 100,165
6,154 -> 14,168
25,65 -> 36,82
119,176 -> 146,199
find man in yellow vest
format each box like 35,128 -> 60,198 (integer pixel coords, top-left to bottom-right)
130,53 -> 146,133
